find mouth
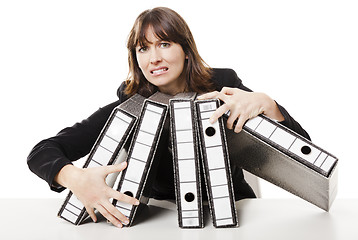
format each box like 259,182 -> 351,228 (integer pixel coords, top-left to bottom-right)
150,67 -> 169,75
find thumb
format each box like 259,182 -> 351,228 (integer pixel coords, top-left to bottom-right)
197,91 -> 219,100
104,161 -> 127,175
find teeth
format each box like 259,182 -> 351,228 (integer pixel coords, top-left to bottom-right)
152,68 -> 167,74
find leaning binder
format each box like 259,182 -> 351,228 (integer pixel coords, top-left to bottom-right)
170,96 -> 204,228
113,93 -> 169,227
195,99 -> 238,228
225,114 -> 338,211
58,94 -> 146,225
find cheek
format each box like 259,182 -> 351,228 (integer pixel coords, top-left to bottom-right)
168,51 -> 186,68
176,51 -> 186,68
136,54 -> 146,71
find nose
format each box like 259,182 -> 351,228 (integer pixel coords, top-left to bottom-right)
150,48 -> 162,64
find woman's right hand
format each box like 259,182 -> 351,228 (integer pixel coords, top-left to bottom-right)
55,162 -> 139,228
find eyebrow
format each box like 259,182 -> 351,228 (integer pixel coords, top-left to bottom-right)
136,39 -> 170,48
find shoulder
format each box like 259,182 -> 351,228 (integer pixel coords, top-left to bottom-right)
116,81 -> 130,102
210,68 -> 242,90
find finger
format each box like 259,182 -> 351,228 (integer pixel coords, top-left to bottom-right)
104,162 -> 127,175
95,203 -> 123,228
226,114 -> 239,130
84,205 -> 97,223
102,201 -> 130,226
197,91 -> 220,100
234,115 -> 248,133
221,87 -> 242,95
225,106 -> 240,129
209,104 -> 230,124
109,188 -> 140,206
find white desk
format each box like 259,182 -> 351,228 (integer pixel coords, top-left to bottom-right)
1,198 -> 357,240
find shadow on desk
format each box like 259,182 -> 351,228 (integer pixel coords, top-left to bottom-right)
1,199 -> 357,240
82,199 -> 181,227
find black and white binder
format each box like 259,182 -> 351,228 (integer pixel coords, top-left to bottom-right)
170,96 -> 204,228
225,114 -> 338,211
58,94 -> 146,225
113,94 -> 169,227
195,99 -> 238,228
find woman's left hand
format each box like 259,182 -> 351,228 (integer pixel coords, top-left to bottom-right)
197,87 -> 284,133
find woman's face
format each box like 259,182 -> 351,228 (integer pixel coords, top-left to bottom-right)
136,27 -> 187,95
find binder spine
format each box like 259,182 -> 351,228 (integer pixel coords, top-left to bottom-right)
113,100 -> 168,226
170,99 -> 203,228
195,99 -> 238,228
225,113 -> 338,211
58,108 -> 137,225
243,114 -> 337,177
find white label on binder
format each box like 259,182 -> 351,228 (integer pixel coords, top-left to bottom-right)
289,138 -> 320,164
130,143 -> 151,162
321,156 -> 336,173
255,119 -> 277,138
206,147 -> 225,170
245,117 -> 263,130
176,130 -> 193,143
100,136 -> 118,152
314,152 -> 328,168
178,160 -> 196,182
124,160 -> 146,184
201,120 -> 221,147
61,209 -> 79,223
177,142 -> 195,159
269,127 -> 296,149
212,185 -> 230,198
209,169 -> 228,186
91,146 -> 113,166
213,197 -> 233,225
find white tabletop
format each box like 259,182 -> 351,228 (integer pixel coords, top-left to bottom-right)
1,198 -> 357,240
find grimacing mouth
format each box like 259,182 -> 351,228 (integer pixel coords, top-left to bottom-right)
150,67 -> 169,74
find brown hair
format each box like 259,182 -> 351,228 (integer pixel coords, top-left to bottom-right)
125,7 -> 214,97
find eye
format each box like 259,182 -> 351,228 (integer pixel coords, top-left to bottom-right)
159,42 -> 170,48
137,46 -> 148,53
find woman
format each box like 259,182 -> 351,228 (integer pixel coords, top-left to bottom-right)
27,7 -> 310,228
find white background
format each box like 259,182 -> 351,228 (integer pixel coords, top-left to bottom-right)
1,0 -> 357,200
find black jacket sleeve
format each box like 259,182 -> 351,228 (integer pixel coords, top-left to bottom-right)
211,68 -> 311,140
27,83 -> 128,192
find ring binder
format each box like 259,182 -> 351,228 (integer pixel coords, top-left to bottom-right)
225,114 -> 338,211
113,97 -> 168,226
195,99 -> 238,228
58,94 -> 146,225
170,98 -> 204,228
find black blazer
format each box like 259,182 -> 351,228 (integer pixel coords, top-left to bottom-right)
27,68 -> 310,200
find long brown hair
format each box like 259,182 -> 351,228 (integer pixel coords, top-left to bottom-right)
125,7 -> 215,97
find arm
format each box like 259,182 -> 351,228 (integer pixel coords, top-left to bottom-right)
27,84 -> 138,227
27,100 -> 121,192
198,68 -> 310,139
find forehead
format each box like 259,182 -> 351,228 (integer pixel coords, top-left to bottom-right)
137,25 -> 173,47
142,27 -> 161,43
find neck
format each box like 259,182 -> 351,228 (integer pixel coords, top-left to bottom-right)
158,76 -> 187,96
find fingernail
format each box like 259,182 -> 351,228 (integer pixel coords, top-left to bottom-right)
123,219 -> 130,225
209,118 -> 214,124
117,223 -> 123,228
135,200 -> 140,205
